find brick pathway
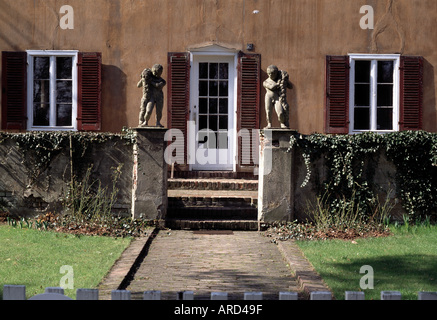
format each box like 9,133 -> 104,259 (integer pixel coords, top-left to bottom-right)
98,228 -> 330,300
126,230 -> 298,300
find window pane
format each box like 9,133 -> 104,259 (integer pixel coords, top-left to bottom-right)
199,63 -> 208,79
33,80 -> 50,103
199,98 -> 208,114
354,108 -> 370,130
219,81 -> 228,97
377,108 -> 393,130
377,84 -> 393,106
378,61 -> 394,83
219,115 -> 228,130
209,98 -> 218,114
198,131 -> 208,145
355,60 -> 371,83
355,84 -> 370,106
199,81 -> 208,96
198,129 -> 216,150
209,81 -> 218,96
209,63 -> 218,79
56,81 -> 72,103
31,54 -> 76,129
56,57 -> 72,79
33,103 -> 50,126
34,57 -> 50,79
219,98 -> 228,114
206,132 -> 216,149
57,104 -> 72,126
209,115 -> 218,132
217,131 -> 228,149
219,63 -> 228,79
199,115 -> 208,131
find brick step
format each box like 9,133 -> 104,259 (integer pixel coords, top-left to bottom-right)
168,189 -> 258,200
165,219 -> 260,231
166,174 -> 259,231
169,171 -> 258,180
168,178 -> 258,191
167,205 -> 257,220
167,193 -> 258,221
168,195 -> 257,208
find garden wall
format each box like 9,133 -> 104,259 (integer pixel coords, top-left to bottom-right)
0,132 -> 134,218
2,130 -> 436,225
259,130 -> 437,224
291,146 -> 403,221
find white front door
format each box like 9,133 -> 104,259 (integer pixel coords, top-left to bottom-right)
189,53 -> 236,171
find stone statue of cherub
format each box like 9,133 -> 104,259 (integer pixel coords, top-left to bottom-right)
138,64 -> 166,127
263,65 -> 293,129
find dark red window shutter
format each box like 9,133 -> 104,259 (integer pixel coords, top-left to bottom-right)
1,51 -> 27,130
237,52 -> 261,167
77,52 -> 101,131
167,52 -> 190,164
325,55 -> 350,134
400,56 -> 423,131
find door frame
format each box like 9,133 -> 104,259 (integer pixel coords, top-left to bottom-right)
188,45 -> 238,171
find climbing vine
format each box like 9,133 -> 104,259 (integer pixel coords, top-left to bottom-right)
0,130 -> 136,183
289,131 -> 437,222
385,131 -> 437,220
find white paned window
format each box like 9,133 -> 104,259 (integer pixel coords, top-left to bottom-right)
27,50 -> 78,131
349,54 -> 400,133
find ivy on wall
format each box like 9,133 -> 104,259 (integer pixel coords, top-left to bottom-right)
289,131 -> 437,222
0,130 -> 136,183
385,131 -> 437,219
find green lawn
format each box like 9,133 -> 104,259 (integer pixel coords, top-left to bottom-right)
0,225 -> 132,299
296,225 -> 437,300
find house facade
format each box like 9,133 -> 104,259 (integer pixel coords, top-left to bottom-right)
1,0 -> 436,173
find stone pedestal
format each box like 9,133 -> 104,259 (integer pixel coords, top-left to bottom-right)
258,129 -> 296,223
131,128 -> 168,221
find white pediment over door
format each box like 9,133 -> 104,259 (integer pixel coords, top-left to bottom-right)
188,43 -> 240,54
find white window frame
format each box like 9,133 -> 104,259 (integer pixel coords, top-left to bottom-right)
27,50 -> 78,131
349,54 -> 400,134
